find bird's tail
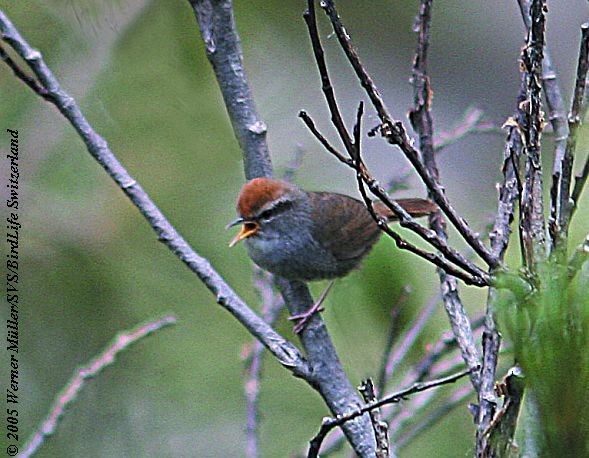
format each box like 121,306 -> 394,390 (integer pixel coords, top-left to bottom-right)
373,198 -> 437,221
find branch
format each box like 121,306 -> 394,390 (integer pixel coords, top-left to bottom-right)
517,0 -> 571,254
306,368 -> 473,458
395,383 -> 473,450
408,0 -> 481,392
300,110 -> 489,287
565,24 -> 589,225
20,316 -> 177,458
518,0 -> 548,268
319,0 -> 499,269
317,317 -> 485,456
188,0 -> 271,180
243,268 -> 285,458
303,2 -> 492,284
377,291 -> 439,394
359,380 -> 390,457
187,4 -> 380,453
0,42 -> 51,100
434,107 -> 496,153
0,8 -> 310,379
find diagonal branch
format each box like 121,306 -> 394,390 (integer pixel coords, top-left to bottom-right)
307,368 -> 473,458
20,316 -> 177,458
0,7 -> 311,380
299,109 -> 489,287
319,0 -> 499,269
301,3 -> 490,287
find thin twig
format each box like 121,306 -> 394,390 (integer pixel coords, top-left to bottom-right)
303,1 -> 492,286
434,107 -> 496,153
376,286 -> 413,394
306,368 -> 473,458
20,316 -> 177,458
300,109 -> 489,286
244,269 -> 285,458
395,384 -> 473,450
0,42 -> 51,100
317,317 -> 485,456
0,8 -> 310,378
377,292 -> 439,394
359,380 -> 390,457
564,23 -> 589,225
319,0 -> 499,269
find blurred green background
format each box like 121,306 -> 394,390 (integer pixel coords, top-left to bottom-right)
0,0 -> 587,456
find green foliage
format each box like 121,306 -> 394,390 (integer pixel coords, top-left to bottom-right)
495,260 -> 589,457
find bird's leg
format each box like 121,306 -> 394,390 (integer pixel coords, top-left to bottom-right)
288,281 -> 335,334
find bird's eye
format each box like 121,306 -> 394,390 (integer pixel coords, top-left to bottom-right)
258,209 -> 274,220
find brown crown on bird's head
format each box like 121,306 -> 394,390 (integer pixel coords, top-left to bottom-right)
236,177 -> 296,218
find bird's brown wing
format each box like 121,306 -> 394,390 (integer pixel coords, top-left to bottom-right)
308,192 -> 381,262
308,193 -> 437,262
373,198 -> 437,221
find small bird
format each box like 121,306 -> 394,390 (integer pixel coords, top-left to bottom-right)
228,177 -> 436,330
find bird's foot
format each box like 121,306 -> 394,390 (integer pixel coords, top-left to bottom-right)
288,281 -> 334,334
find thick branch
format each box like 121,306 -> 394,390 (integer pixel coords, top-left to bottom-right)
0,8 -> 310,379
186,2 -> 378,454
188,0 -> 271,180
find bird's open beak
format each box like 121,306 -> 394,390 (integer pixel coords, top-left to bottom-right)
227,218 -> 259,247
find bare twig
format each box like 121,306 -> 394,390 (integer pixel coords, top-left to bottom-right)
565,24 -> 589,225
0,42 -> 51,100
377,292 -> 439,394
318,317 -> 485,456
244,269 -> 285,458
517,0 -> 570,255
434,107 -> 496,153
306,368 -> 473,458
303,1 -> 492,285
408,0 -> 481,392
319,0 -> 499,269
359,380 -> 390,457
479,366 -> 525,458
20,316 -> 177,458
518,0 -> 548,268
376,286 -> 413,394
395,384 -> 473,450
476,2 -> 548,454
0,7 -> 311,378
300,112 -> 489,285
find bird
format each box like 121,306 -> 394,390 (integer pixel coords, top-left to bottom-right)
227,177 -> 437,330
